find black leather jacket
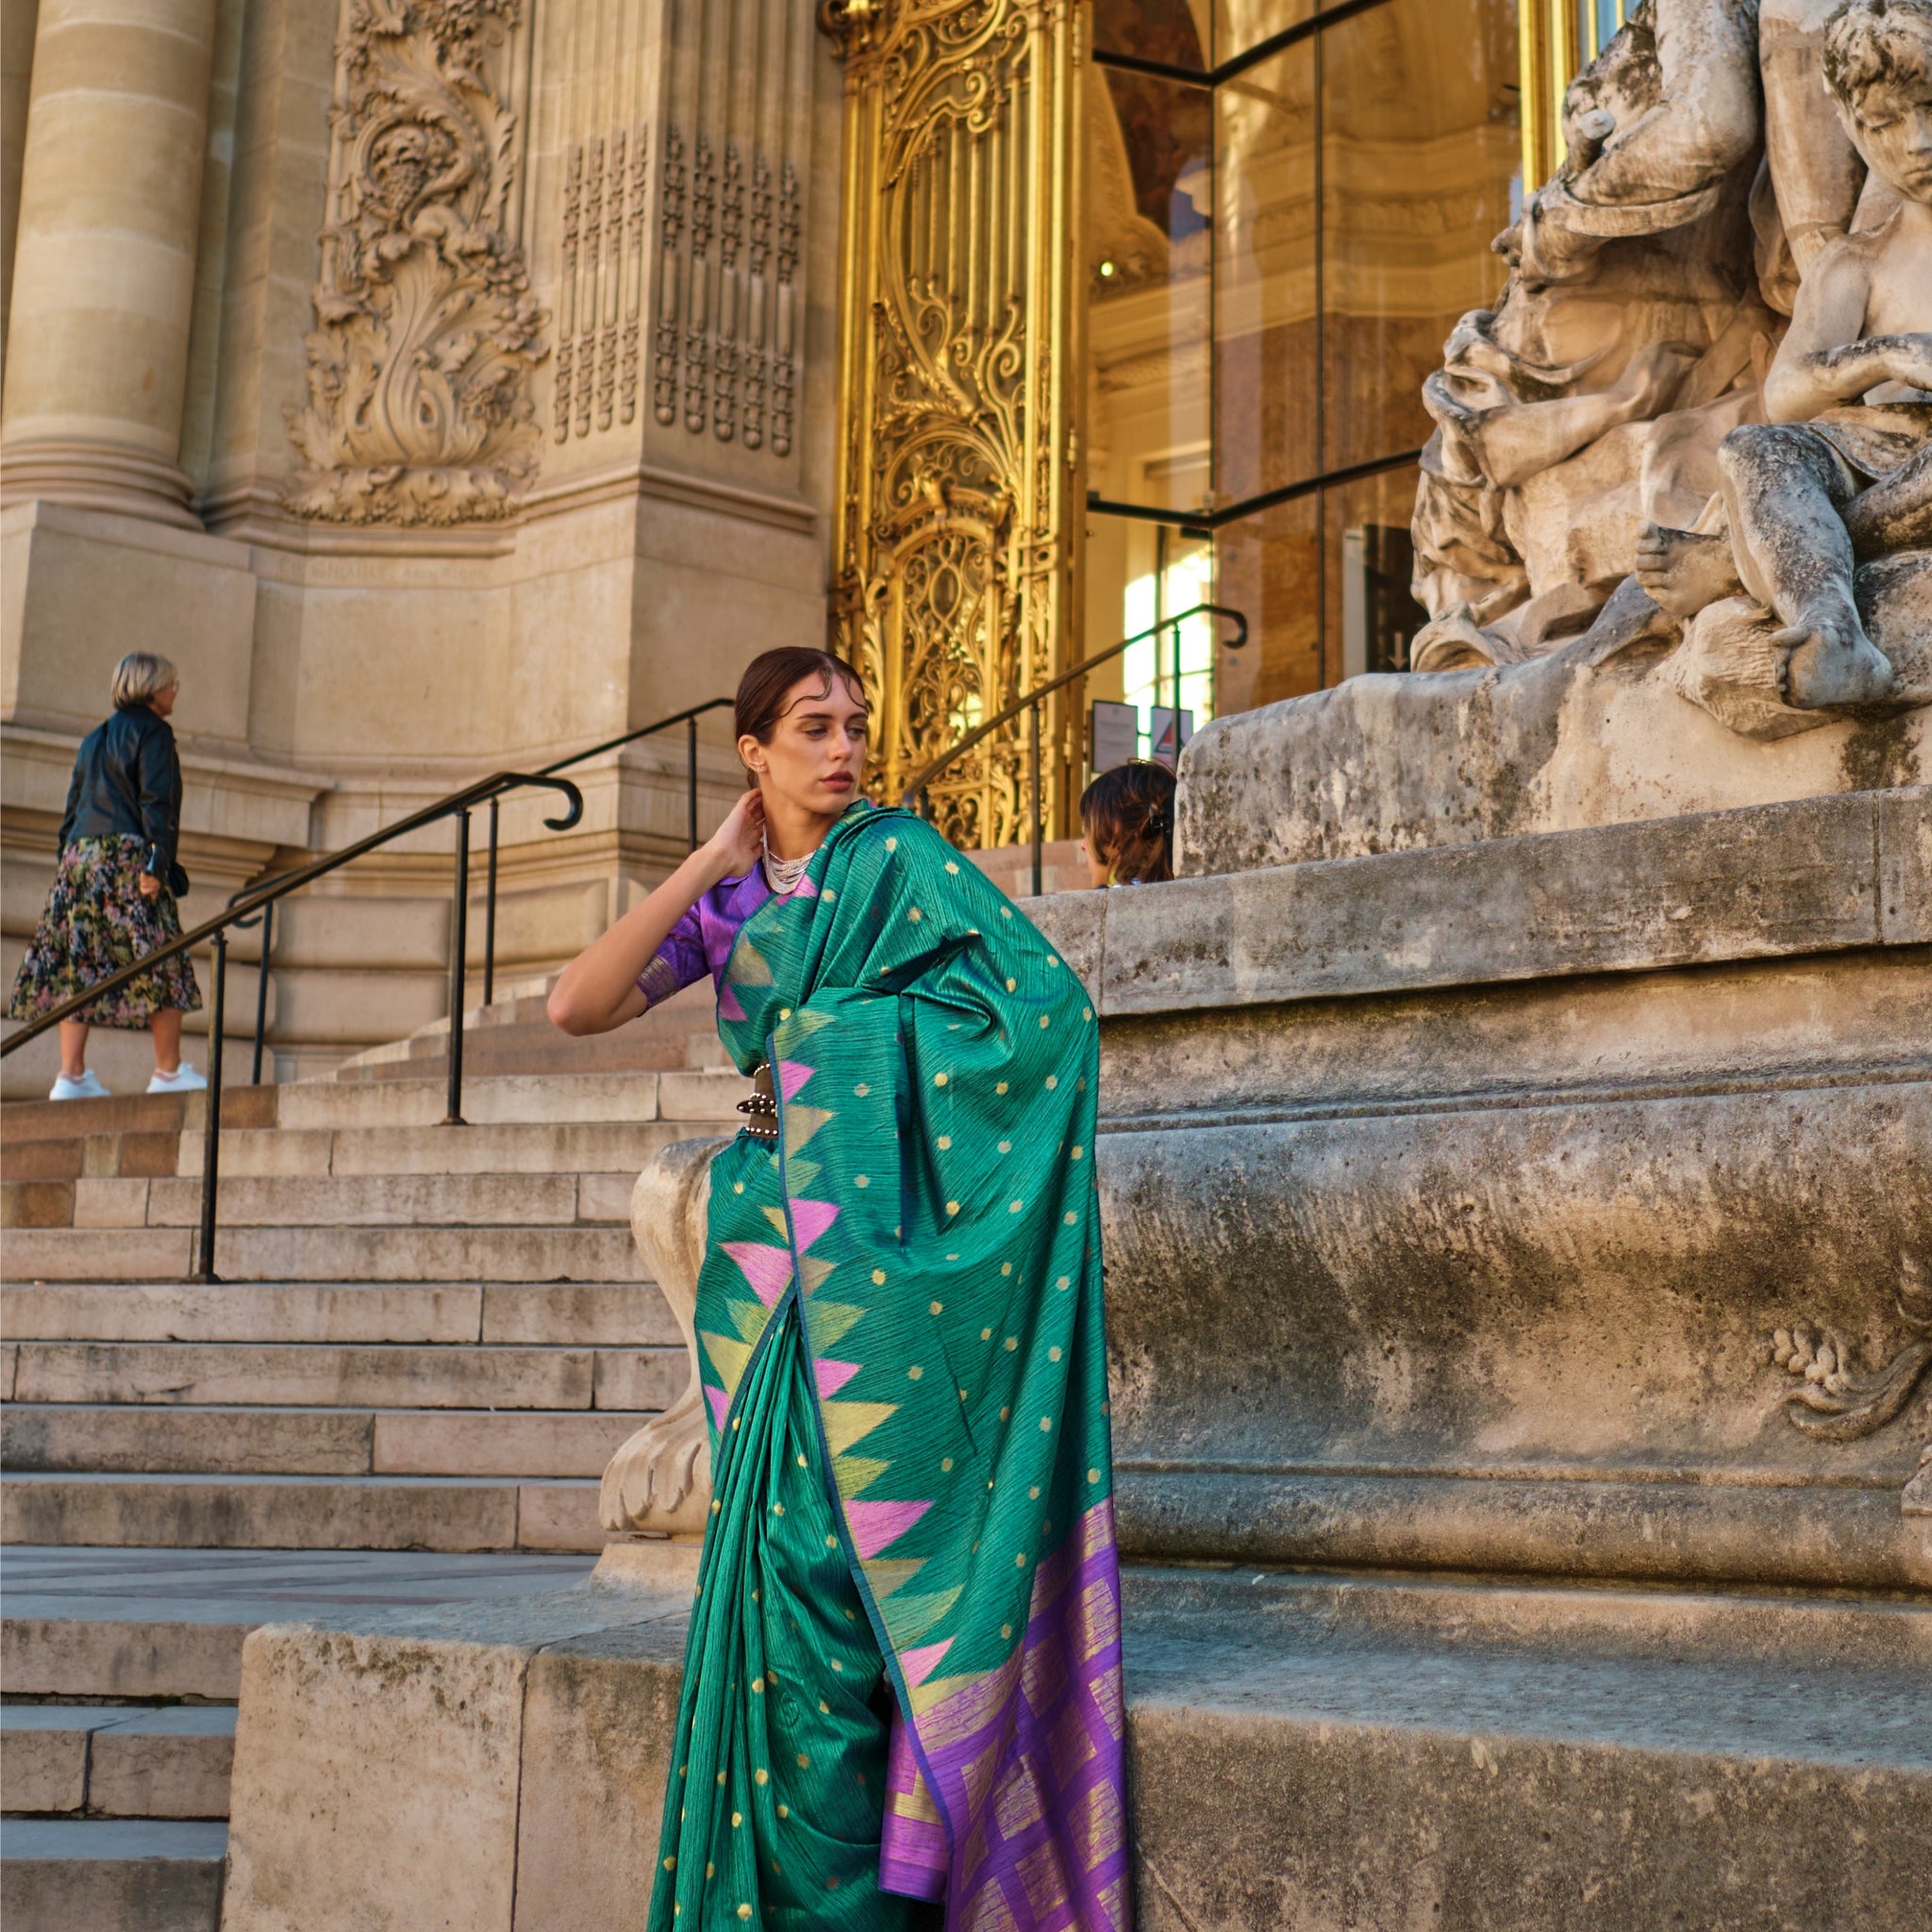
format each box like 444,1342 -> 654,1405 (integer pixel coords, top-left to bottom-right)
58,704 -> 187,891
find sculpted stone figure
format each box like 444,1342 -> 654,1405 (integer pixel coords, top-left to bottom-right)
1638,0 -> 1932,727
599,1138 -> 723,1536
1410,0 -> 1775,660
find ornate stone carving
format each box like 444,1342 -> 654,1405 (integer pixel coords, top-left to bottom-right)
1768,1275 -> 1932,1443
286,0 -> 549,525
554,117 -> 648,443
600,1137 -> 723,1536
824,0 -> 1082,849
655,125 -> 687,426
1638,0 -> 1932,734
1407,0 -> 1931,748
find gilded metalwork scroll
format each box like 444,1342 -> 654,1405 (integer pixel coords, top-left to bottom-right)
822,0 -> 1083,849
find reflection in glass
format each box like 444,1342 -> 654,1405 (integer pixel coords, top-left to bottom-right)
1214,41 -> 1317,504
1092,0 -> 1209,68
1322,463 -> 1429,680
1083,0 -> 1520,724
1213,497 -> 1321,712
1082,517 -> 1219,763
1122,525 -> 1218,723
1212,1 -> 1315,65
1086,66 -> 1213,514
1320,0 -> 1520,472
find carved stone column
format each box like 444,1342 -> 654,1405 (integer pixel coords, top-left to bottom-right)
0,0 -> 218,525
822,0 -> 1084,847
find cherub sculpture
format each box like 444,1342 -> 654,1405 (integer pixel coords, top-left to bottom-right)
1410,0 -> 1774,661
1637,0 -> 1931,717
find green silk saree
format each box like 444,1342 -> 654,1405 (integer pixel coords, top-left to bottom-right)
645,803 -> 1127,1932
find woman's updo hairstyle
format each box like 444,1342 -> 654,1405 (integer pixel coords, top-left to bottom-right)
1080,758 -> 1176,886
734,647 -> 869,778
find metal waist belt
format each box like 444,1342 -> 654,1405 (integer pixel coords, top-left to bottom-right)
737,1060 -> 778,1140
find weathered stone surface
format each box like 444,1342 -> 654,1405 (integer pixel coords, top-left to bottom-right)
221,1563 -> 693,1932
0,1713 -> 88,1812
1177,644 -> 1926,872
512,1624 -> 689,1929
0,1822 -> 226,1932
2,1473 -> 525,1552
224,1626 -> 528,1932
88,1708 -> 237,1820
480,1281 -> 678,1347
374,1410 -> 644,1479
3,1404 -> 375,1475
1,1281 -> 485,1344
1125,791 -> 1904,1012
2,1616 -> 246,1700
1099,1082 -> 1932,1591
143,1172 -> 581,1228
12,1341 -> 597,1410
217,1564 -> 1932,1932
1,1223 -> 642,1283
512,1482 -> 603,1553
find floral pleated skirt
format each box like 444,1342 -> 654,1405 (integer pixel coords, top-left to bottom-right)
8,836 -> 202,1028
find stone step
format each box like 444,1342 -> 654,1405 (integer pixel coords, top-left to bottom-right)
1,1473 -> 605,1552
9,1340 -> 683,1410
4,1404 -> 653,1478
1,1546 -> 601,1700
1,1280 -> 678,1346
274,1069 -> 740,1130
1,1223 -> 645,1282
174,1118 -> 704,1180
1,1706 -> 235,1820
215,1556 -> 1932,1932
0,1820 -> 227,1932
140,1172 -> 593,1229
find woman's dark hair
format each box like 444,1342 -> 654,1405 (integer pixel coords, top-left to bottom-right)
1080,759 -> 1176,885
734,648 -> 869,768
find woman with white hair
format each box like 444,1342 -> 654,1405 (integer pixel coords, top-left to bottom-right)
8,651 -> 206,1098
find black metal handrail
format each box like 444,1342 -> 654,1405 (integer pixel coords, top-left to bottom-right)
901,602 -> 1248,895
476,696 -> 734,1004
1,768 -> 584,1281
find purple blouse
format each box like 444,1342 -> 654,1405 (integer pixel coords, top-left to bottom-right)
634,869 -> 773,1010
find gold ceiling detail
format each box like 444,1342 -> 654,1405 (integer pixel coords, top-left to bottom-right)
821,0 -> 1083,850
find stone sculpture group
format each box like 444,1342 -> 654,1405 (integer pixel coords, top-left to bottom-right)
1410,0 -> 1930,742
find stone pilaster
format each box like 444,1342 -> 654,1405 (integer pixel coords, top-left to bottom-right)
0,0 -> 218,526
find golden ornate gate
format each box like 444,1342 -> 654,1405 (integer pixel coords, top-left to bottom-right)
820,1 -> 1084,850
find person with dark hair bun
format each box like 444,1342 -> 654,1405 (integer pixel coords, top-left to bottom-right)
1078,758 -> 1176,887
547,648 -> 1125,1932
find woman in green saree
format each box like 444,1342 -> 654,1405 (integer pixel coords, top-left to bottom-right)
550,648 -> 1127,1932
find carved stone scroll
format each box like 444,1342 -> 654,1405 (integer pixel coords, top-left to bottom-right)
286,0 -> 549,525
822,0 -> 1083,849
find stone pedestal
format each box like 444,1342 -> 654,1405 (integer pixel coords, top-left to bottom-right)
218,791 -> 1930,1930
221,1543 -> 698,1932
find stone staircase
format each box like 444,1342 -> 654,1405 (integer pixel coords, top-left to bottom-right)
0,1546 -> 601,1929
0,984 -> 742,1927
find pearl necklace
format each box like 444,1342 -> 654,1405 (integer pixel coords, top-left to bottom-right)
761,833 -> 820,896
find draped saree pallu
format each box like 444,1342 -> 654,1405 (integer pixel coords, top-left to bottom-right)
646,805 -> 1127,1932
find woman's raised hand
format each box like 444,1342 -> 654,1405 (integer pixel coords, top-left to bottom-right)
708,787 -> 766,878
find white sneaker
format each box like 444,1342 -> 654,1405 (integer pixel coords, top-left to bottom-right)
147,1063 -> 208,1094
49,1070 -> 111,1101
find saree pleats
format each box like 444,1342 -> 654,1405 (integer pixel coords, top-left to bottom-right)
647,1291 -> 917,1932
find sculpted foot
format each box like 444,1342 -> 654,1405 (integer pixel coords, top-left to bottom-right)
1778,615 -> 1897,709
1633,523 -> 1745,618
